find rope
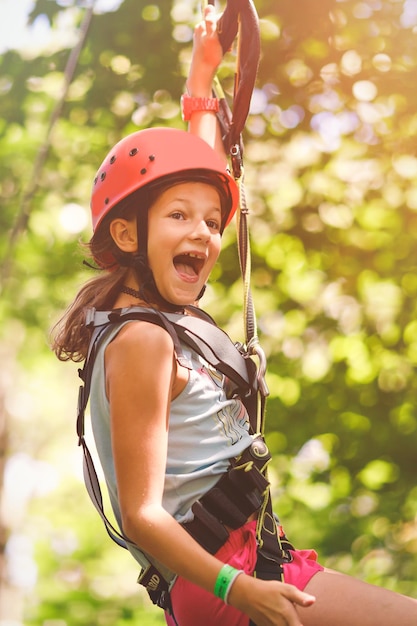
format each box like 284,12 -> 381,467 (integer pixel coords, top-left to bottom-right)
236,172 -> 269,416
0,1 -> 97,293
236,173 -> 256,340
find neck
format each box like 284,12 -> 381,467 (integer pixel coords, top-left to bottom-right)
120,285 -> 142,300
120,284 -> 185,314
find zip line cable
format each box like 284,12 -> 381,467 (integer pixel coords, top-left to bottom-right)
0,1 -> 97,294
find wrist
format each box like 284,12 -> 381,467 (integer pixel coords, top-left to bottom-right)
226,572 -> 253,614
187,65 -> 217,98
181,94 -> 219,121
214,564 -> 244,605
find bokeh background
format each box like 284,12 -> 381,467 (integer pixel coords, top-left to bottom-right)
1,0 -> 417,623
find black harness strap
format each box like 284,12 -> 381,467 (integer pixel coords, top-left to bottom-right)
210,0 -> 261,178
89,306 -> 257,408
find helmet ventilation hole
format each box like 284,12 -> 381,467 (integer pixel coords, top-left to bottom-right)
110,155 -> 116,164
149,154 -> 155,161
129,148 -> 138,156
100,172 -> 106,181
140,168 -> 147,175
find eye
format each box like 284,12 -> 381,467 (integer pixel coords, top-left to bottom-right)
170,211 -> 185,220
206,218 -> 220,231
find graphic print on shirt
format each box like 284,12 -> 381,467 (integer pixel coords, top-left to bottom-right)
199,362 -> 248,445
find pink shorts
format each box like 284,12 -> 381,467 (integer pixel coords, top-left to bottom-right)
165,520 -> 323,626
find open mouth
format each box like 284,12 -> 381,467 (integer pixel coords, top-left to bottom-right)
173,252 -> 205,278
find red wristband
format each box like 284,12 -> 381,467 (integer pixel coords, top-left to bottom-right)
181,94 -> 219,121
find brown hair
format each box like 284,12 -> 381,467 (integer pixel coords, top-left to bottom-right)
51,194 -> 142,362
51,263 -> 129,363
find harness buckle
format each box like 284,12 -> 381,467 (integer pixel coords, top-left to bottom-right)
230,143 -> 243,179
138,565 -> 172,611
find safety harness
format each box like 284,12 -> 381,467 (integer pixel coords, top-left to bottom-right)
77,305 -> 294,616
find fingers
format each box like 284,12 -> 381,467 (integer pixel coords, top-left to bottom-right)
272,585 -> 315,626
203,3 -> 216,18
203,4 -> 217,25
285,591 -> 315,626
283,584 -> 316,608
200,3 -> 218,37
191,3 -> 223,73
242,580 -> 315,626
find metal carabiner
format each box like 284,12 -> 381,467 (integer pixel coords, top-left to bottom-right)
247,338 -> 269,398
230,143 -> 243,179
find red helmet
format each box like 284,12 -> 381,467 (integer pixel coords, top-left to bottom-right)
91,127 -> 239,232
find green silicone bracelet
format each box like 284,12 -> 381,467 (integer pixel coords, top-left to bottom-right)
214,564 -> 241,602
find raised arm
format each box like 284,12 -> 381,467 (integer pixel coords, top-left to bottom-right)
186,4 -> 228,163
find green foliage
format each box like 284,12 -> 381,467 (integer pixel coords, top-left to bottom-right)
1,0 -> 417,623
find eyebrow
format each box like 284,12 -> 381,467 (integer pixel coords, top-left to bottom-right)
167,196 -> 222,213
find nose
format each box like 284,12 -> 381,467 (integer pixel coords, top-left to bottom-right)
190,219 -> 211,242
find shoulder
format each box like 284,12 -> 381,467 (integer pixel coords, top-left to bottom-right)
106,320 -> 175,369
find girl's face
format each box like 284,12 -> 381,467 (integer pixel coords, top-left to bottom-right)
147,181 -> 223,306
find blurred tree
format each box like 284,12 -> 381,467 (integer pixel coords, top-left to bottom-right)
1,0 -> 417,624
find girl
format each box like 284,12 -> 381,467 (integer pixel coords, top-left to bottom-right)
53,7 -> 417,626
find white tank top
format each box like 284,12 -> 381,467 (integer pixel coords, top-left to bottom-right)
89,313 -> 254,567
